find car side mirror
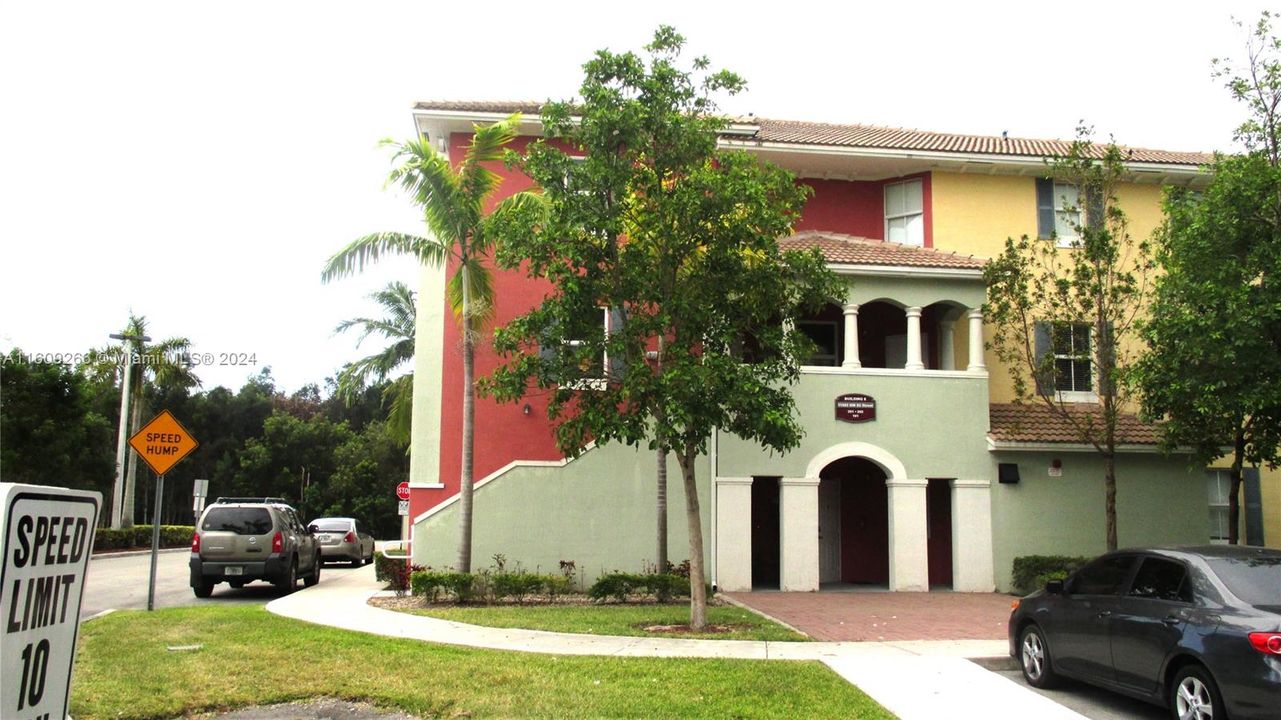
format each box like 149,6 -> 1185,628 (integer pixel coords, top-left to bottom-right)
1045,579 -> 1065,594
307,524 -> 318,533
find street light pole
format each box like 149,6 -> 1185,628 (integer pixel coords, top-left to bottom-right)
109,330 -> 149,529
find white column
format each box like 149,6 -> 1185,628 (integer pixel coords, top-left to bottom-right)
904,306 -> 925,370
842,304 -> 861,369
714,477 -> 754,592
967,309 -> 987,373
779,476 -> 821,592
951,478 -> 995,592
886,477 -> 929,591
938,323 -> 955,371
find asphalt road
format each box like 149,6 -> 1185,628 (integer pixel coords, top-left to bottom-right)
981,659 -> 1166,720
81,549 -> 364,618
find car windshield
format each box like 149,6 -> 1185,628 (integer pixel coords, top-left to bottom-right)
201,507 -> 272,535
312,520 -> 352,533
1205,555 -> 1281,607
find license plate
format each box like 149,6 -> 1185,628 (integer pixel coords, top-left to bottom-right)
319,534 -> 332,543
225,566 -> 243,576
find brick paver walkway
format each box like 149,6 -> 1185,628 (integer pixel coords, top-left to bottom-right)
725,590 -> 1014,642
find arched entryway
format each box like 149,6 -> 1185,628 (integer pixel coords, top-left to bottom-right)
818,458 -> 889,586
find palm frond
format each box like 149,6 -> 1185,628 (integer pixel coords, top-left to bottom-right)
389,137 -> 471,243
321,232 -> 447,283
460,114 -> 522,213
478,190 -> 550,256
383,374 -> 415,447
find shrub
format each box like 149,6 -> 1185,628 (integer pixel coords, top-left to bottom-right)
94,525 -> 194,552
1012,555 -> 1090,595
542,573 -> 574,602
410,570 -> 445,602
645,573 -> 690,602
492,572 -> 545,603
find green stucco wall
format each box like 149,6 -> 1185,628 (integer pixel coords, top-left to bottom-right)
412,444 -> 711,582
990,451 -> 1208,591
717,371 -> 992,481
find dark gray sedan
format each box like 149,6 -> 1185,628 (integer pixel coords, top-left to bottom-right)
1009,546 -> 1281,720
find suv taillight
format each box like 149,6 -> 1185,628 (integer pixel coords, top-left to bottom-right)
344,531 -> 356,543
271,531 -> 283,553
191,533 -> 200,553
1249,632 -> 1281,655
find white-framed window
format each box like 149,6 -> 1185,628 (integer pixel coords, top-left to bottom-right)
1052,182 -> 1081,247
1052,322 -> 1092,394
884,179 -> 924,247
1207,470 -> 1232,544
1034,321 -> 1097,402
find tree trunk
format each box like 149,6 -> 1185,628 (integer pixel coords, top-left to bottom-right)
457,269 -> 475,573
676,448 -> 706,630
122,384 -> 143,527
656,446 -> 668,572
1229,428 -> 1246,545
1104,452 -> 1117,551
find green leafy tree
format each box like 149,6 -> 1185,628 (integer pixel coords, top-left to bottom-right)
0,349 -> 116,495
984,129 -> 1155,551
486,27 -> 839,628
323,115 -> 539,572
333,281 -> 417,447
83,314 -> 199,526
1135,13 -> 1281,544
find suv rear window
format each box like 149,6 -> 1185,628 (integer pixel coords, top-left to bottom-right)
201,507 -> 272,535
312,520 -> 352,532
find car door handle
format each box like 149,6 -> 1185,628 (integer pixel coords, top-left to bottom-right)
1096,611 -> 1111,619
1162,616 -> 1181,626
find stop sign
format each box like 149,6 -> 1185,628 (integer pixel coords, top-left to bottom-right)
396,481 -> 410,500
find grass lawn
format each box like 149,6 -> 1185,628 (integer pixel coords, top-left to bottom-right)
399,603 -> 808,641
72,605 -> 893,719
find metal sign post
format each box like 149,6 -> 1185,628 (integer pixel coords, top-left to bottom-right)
128,410 -> 199,611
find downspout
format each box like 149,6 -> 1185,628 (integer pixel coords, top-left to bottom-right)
710,426 -> 719,590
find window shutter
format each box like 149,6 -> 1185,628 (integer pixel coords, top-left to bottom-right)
1097,322 -> 1114,397
1086,186 -> 1105,231
1244,468 -> 1264,546
1035,178 -> 1055,239
1033,321 -> 1052,394
607,307 -> 626,380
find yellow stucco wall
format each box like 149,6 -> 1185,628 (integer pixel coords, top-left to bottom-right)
931,172 -> 1166,404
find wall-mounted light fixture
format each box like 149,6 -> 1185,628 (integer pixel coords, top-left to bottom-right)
522,403 -> 532,416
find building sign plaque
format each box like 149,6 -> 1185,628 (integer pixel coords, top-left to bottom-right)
835,394 -> 876,423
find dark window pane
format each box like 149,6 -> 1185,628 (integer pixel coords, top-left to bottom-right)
1129,558 -> 1190,602
1205,556 -> 1281,607
201,508 -> 273,535
798,321 -> 839,366
1070,555 -> 1135,595
1055,359 -> 1075,391
1073,360 -> 1092,391
313,520 -> 353,532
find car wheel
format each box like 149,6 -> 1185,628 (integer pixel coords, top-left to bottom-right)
192,580 -> 214,599
304,555 -> 321,587
365,546 -> 374,565
1019,625 -> 1060,689
1170,664 -> 1224,720
277,558 -> 297,595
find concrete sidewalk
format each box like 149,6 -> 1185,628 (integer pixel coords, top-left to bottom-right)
267,566 -> 1085,719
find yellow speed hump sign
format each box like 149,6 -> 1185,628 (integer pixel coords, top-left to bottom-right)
128,410 -> 199,476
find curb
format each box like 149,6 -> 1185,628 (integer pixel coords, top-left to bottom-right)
717,593 -> 811,638
92,547 -> 189,559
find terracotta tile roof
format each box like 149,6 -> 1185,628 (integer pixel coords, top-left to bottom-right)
779,231 -> 987,270
750,118 -> 1212,166
412,101 -> 1212,166
989,403 -> 1162,445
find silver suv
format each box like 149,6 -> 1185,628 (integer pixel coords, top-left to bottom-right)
190,497 -> 321,598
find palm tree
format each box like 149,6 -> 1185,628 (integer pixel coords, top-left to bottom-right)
323,113 -> 541,572
84,314 -> 200,526
333,281 -> 417,446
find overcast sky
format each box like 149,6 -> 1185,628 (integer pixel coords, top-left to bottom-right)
0,0 -> 1272,393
